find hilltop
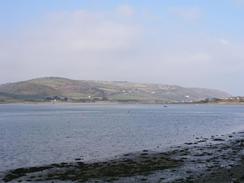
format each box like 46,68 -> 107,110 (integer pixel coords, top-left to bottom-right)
0,77 -> 231,103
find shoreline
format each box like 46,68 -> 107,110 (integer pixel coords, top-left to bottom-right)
1,101 -> 244,105
2,131 -> 244,182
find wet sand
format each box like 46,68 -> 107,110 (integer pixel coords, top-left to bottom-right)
1,132 -> 244,183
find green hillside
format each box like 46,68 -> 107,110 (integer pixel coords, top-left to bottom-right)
0,77 -> 231,103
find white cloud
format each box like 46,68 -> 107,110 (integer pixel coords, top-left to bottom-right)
24,10 -> 139,52
0,8 -> 142,82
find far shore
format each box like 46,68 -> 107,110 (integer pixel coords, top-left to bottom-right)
1,100 -> 244,105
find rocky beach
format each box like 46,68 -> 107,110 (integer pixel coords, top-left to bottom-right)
1,131 -> 244,183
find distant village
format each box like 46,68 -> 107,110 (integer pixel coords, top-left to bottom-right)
45,96 -> 68,102
199,96 -> 244,104
43,95 -> 244,104
44,96 -> 108,103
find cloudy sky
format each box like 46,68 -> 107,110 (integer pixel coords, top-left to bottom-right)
0,0 -> 244,95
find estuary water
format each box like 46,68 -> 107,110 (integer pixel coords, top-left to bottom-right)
0,104 -> 244,172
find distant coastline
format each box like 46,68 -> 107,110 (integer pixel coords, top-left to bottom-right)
0,77 -> 232,105
1,99 -> 244,105
196,96 -> 244,105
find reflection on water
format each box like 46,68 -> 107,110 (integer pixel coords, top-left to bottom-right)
0,104 -> 244,171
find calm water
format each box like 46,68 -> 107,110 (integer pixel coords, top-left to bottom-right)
1,104 -> 244,171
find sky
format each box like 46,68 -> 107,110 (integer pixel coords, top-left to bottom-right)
0,0 -> 244,95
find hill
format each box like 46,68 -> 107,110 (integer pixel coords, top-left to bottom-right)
0,77 -> 231,103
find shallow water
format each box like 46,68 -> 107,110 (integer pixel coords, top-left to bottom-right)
0,104 -> 244,171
